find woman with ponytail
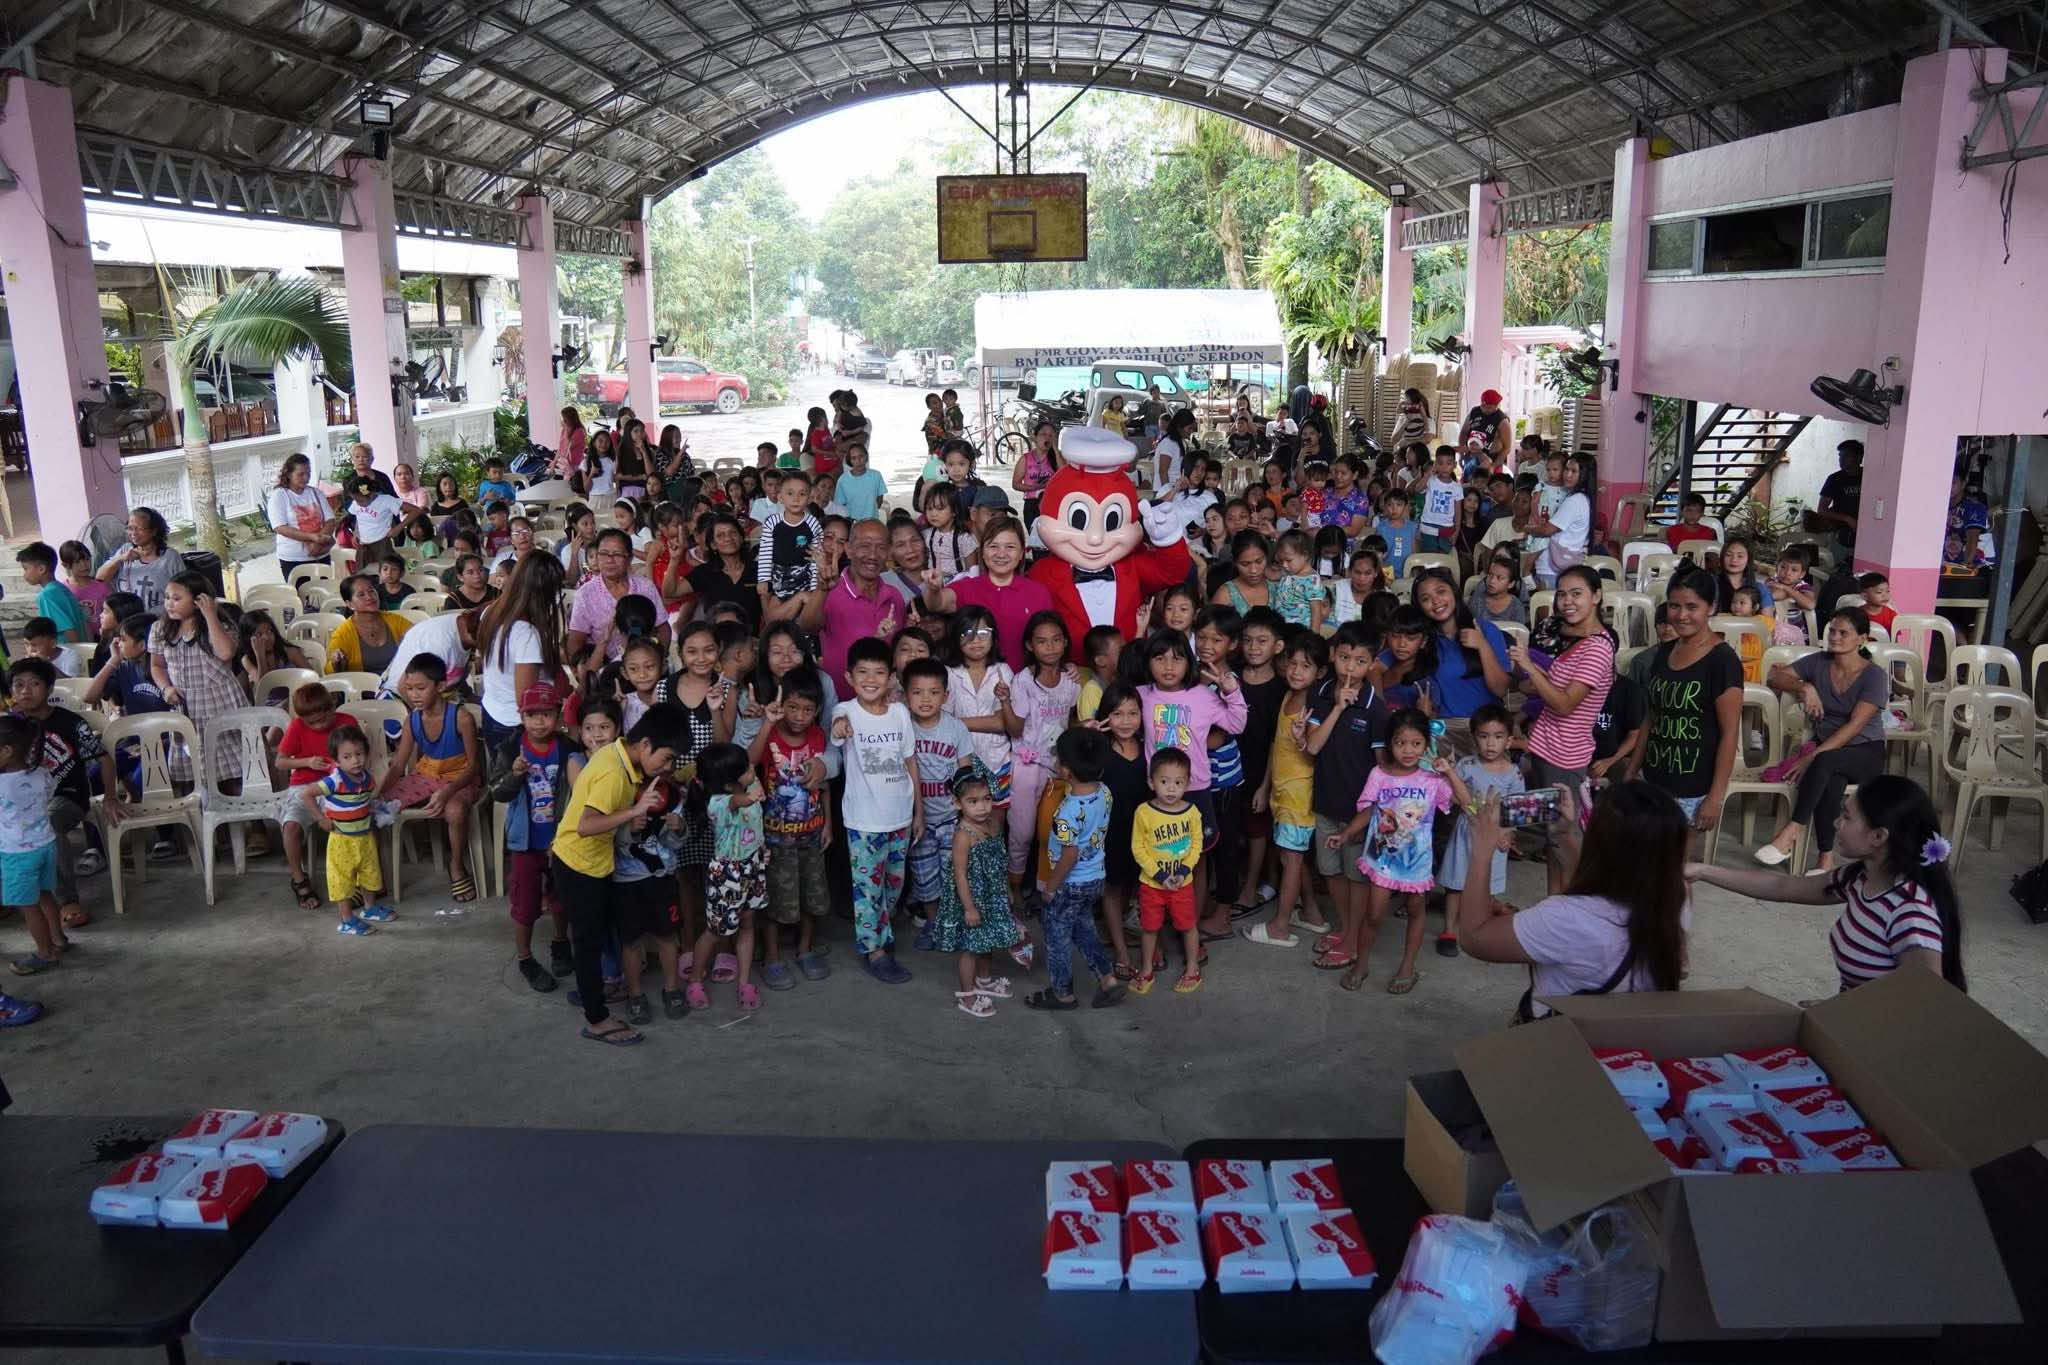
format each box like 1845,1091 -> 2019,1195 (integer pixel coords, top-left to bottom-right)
1689,773 -> 1964,994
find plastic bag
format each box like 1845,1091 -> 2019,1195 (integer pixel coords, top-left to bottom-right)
1490,1181 -> 1659,1352
1368,1214 -> 1529,1365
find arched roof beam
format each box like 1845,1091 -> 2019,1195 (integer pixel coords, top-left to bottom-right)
582,0 -> 1555,185
639,59 -> 1426,209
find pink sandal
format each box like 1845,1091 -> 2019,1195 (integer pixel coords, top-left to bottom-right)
737,983 -> 761,1012
711,952 -> 739,983
685,981 -> 710,1011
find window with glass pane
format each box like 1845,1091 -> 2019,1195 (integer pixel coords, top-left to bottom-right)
1812,194 -> 1889,263
1648,220 -> 1697,273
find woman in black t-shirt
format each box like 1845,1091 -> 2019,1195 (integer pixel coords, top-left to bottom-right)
1627,569 -> 1742,848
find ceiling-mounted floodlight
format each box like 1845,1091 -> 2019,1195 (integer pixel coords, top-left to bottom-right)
1388,180 -> 1410,202
358,95 -> 397,127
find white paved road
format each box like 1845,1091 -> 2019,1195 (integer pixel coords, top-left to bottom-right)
654,373 -> 1008,511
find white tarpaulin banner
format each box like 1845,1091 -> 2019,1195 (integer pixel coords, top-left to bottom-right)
974,289 -> 1284,368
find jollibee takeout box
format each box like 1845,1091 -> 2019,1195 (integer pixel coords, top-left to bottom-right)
1407,973 -> 2048,1341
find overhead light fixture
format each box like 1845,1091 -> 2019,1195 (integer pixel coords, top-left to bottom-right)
358,95 -> 397,127
1388,180 -> 1409,203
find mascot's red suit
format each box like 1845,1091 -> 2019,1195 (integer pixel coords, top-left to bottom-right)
1028,425 -> 1192,647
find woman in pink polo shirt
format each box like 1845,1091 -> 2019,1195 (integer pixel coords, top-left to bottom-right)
920,517 -> 1054,672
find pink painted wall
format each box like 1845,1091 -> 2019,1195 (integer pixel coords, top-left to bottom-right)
622,219 -> 658,424
1646,106 -> 1899,215
1635,272 -> 1885,413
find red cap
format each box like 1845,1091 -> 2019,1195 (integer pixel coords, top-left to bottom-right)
1480,388 -> 1503,405
518,682 -> 561,713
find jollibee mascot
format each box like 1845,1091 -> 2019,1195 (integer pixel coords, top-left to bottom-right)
1029,425 -> 1193,646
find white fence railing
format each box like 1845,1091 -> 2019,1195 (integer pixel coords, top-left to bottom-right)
122,403 -> 501,529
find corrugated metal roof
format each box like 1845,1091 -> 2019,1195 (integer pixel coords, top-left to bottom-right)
9,0 -> 2040,227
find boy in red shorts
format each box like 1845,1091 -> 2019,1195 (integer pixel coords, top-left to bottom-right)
1131,748 -> 1205,995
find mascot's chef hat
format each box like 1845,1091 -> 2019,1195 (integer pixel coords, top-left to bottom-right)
1058,424 -> 1136,473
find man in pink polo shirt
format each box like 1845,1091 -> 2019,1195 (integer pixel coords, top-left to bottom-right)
812,519 -> 907,694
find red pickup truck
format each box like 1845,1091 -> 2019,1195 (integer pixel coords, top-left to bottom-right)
576,356 -> 749,416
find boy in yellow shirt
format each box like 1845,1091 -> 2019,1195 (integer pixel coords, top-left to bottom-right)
552,701 -> 687,1046
1131,747 -> 1205,995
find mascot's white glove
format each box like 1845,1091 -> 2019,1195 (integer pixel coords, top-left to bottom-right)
1139,497 -> 1187,547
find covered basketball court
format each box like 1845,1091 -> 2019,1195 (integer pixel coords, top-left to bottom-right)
5,11 -> 2048,1362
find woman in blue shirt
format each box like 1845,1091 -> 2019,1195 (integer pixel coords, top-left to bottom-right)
1409,569 -> 1512,754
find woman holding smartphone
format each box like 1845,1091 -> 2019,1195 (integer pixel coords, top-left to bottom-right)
1455,781 -> 1693,1023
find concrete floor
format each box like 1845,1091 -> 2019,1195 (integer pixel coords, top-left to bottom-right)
8,816 -> 2048,1363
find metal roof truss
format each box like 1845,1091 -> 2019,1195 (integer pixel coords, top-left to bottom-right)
76,131 -> 357,231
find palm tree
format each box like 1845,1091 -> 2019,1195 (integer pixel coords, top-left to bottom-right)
163,274 -> 350,557
1161,108 -> 1291,288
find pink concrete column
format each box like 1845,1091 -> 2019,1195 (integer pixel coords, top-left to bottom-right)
337,155 -> 416,470
1460,181 -> 1506,420
621,218 -> 659,423
0,77 -> 124,537
1380,205 -> 1413,357
1597,137 -> 1652,533
516,194 -> 562,451
1858,47 -> 2001,613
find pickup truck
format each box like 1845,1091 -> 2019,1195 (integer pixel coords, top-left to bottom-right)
575,356 -> 749,416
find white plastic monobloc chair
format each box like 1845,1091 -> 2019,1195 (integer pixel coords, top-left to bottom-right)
1703,684 -> 1807,871
198,707 -> 290,905
386,702 -> 490,904
100,713 -> 204,914
240,583 -> 303,627
1939,686 -> 2048,872
322,671 -> 385,703
254,666 -> 322,709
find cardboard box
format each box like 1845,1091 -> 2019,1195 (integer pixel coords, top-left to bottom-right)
1201,1210 -> 1294,1293
1193,1158 -> 1270,1222
88,1151 -> 198,1226
161,1108 -> 260,1160
1282,1208 -> 1378,1290
1122,1158 -> 1196,1216
156,1158 -> 268,1231
1123,1209 -> 1204,1288
1268,1158 -> 1346,1216
1041,1210 -> 1122,1290
1403,1070 -> 1510,1218
222,1112 -> 329,1177
1441,975 -> 2048,1340
1044,1161 -> 1124,1217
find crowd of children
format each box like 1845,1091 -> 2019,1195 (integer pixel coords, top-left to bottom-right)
0,397 -> 1979,1039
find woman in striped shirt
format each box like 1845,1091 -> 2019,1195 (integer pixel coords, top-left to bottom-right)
1687,774 -> 1964,994
1507,564 -> 1615,894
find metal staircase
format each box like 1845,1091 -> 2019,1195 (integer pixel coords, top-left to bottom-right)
1647,402 -> 1810,522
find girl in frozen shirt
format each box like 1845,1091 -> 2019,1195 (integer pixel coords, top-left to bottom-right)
1325,708 -> 1471,996
1137,627 -> 1247,938
1004,610 -> 1080,895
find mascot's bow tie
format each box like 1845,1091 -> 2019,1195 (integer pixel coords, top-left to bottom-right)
1072,566 -> 1117,585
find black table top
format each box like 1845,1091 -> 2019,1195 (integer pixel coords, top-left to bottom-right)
1188,1138 -> 2048,1365
0,1112 -> 343,1349
195,1125 -> 1199,1365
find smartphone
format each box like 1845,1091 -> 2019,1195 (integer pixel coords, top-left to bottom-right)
1500,786 -> 1564,829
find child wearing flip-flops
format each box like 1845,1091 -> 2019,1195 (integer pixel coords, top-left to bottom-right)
933,768 -> 1024,1017
380,653 -> 482,904
681,743 -> 768,1013
1324,708 -> 1471,994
